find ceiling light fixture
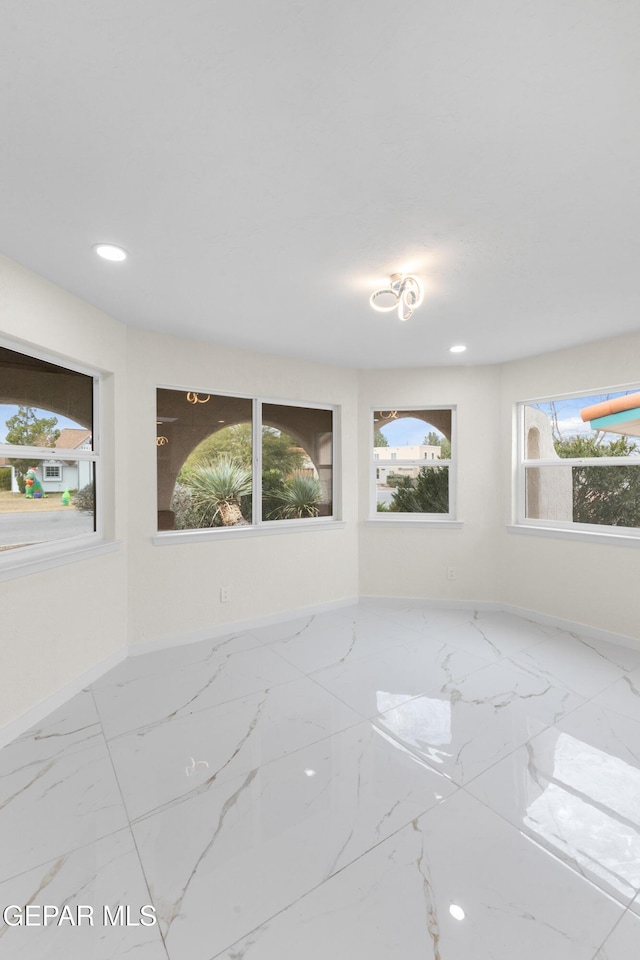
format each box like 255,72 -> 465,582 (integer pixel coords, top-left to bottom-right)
93,243 -> 127,262
370,273 -> 424,322
450,345 -> 467,354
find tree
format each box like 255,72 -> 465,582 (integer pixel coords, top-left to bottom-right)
181,423 -> 305,477
423,431 -> 451,459
554,433 -> 640,527
390,467 -> 449,514
374,429 -> 388,447
4,406 -> 60,492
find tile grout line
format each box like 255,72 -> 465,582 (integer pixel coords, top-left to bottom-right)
89,687 -> 172,960
206,789 -> 463,960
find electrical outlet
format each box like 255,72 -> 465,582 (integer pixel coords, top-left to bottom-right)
220,586 -> 230,603
447,566 -> 456,580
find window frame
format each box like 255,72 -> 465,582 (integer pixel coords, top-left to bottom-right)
369,405 -> 458,523
515,385 -> 640,540
155,386 -> 341,541
0,339 -> 106,578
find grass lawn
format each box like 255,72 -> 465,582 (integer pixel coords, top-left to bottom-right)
0,490 -> 74,514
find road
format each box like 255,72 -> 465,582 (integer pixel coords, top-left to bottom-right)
0,510 -> 94,546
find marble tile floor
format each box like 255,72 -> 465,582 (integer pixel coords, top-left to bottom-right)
2,601 -> 640,958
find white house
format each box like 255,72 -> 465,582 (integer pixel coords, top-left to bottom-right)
42,428 -> 93,493
9,428 -> 93,494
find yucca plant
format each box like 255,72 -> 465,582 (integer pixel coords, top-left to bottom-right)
269,473 -> 324,519
185,457 -> 252,526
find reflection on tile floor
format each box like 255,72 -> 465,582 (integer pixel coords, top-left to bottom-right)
1,602 -> 640,958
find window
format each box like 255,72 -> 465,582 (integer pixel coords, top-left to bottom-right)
371,408 -> 455,519
156,388 -> 336,534
517,387 -> 640,535
0,343 -> 98,556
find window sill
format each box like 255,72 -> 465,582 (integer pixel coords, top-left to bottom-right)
0,538 -> 121,583
507,523 -> 640,546
364,518 -> 463,529
153,519 -> 346,544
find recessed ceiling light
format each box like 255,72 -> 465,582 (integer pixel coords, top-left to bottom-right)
450,345 -> 467,354
93,243 -> 127,262
304,769 -> 317,777
449,904 -> 465,921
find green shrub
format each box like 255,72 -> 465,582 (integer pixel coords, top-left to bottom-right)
268,473 -> 324,519
385,473 -> 404,488
73,483 -> 95,514
183,457 -> 252,526
170,482 -> 211,529
0,467 -> 11,491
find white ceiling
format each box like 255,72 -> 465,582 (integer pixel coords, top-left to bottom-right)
1,1 -> 639,368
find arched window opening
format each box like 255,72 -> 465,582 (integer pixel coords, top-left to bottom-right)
372,408 -> 454,517
0,344 -> 98,553
156,389 -> 334,531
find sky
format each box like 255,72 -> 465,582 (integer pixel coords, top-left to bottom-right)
376,417 -> 443,446
0,405 -> 83,444
2,393 -> 637,449
530,390 -> 638,444
375,390 -> 640,451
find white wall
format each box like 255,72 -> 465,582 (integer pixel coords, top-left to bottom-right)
498,332 -> 640,639
125,328 -> 359,647
2,250 -> 639,735
358,364 -> 503,602
0,254 -> 129,729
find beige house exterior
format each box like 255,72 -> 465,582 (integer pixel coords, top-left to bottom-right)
523,407 -> 572,521
374,444 -> 442,484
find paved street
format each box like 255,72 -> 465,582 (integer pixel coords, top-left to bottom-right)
0,510 -> 94,546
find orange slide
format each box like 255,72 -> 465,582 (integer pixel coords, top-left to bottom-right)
580,391 -> 640,422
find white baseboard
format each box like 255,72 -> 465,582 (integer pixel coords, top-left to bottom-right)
0,645 -> 128,751
361,594 -> 640,650
128,595 -> 361,657
3,593 -> 638,748
501,602 -> 640,651
359,595 -> 503,613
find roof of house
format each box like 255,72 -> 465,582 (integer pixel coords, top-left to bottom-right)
55,429 -> 92,450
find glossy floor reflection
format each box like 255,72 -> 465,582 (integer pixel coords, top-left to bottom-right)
1,601 -> 640,958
